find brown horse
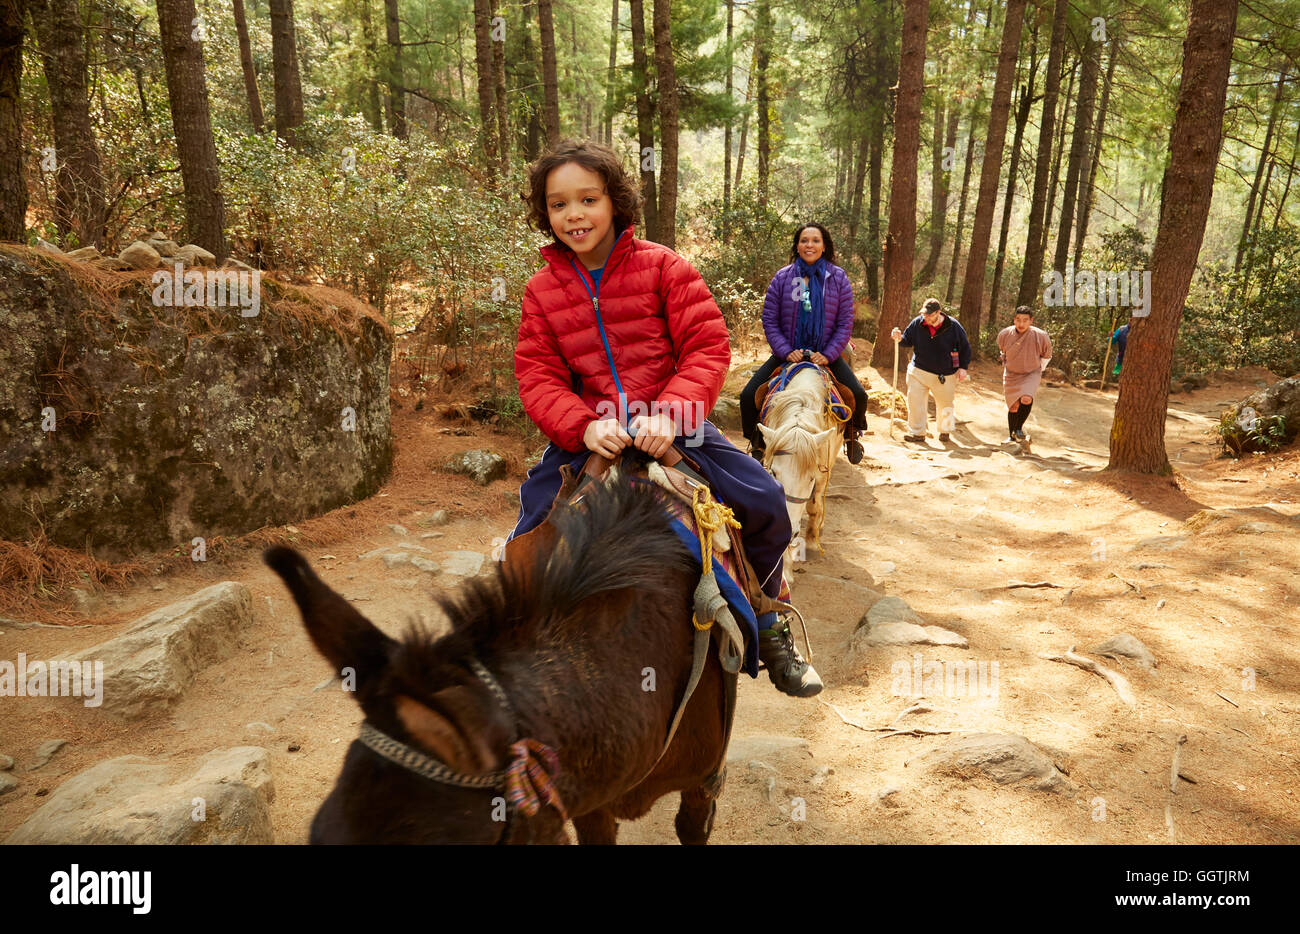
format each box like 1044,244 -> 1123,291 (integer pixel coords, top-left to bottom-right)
265,477 -> 736,844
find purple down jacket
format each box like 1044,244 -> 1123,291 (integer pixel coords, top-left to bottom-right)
760,262 -> 855,361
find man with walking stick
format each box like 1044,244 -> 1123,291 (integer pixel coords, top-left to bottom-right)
890,298 -> 971,444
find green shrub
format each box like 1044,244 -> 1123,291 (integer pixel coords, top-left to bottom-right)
1217,411 -> 1288,456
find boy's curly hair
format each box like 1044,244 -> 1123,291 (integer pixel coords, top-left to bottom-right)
524,139 -> 644,240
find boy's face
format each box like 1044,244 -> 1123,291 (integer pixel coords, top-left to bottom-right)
1013,312 -> 1033,333
546,162 -> 617,270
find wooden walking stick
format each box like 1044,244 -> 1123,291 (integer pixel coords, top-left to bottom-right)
890,338 -> 900,439
1100,311 -> 1117,391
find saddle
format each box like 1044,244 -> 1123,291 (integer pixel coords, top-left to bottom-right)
515,445 -> 783,622
755,362 -> 855,426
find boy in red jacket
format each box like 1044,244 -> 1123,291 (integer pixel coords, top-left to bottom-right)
508,140 -> 821,698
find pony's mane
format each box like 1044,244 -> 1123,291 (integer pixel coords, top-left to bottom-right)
391,478 -> 696,686
764,369 -> 834,475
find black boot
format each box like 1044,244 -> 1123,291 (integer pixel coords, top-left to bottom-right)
758,618 -> 823,697
845,436 -> 864,464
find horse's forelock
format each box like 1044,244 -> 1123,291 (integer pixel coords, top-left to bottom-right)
764,370 -> 835,476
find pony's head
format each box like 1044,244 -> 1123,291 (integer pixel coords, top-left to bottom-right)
759,366 -> 842,536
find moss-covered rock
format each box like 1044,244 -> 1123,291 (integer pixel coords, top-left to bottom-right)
0,246 -> 393,559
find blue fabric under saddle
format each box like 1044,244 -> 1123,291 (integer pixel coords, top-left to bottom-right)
666,517 -> 760,678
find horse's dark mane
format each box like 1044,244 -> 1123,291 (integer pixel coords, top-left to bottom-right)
389,478 -> 695,691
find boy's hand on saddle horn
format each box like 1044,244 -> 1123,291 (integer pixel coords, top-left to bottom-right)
583,418 -> 632,458
786,350 -> 803,363
630,412 -> 677,460
810,352 -> 829,366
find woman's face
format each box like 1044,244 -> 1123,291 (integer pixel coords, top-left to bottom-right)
797,227 -> 824,264
545,161 -> 616,269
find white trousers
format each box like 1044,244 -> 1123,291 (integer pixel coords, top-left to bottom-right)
906,364 -> 957,435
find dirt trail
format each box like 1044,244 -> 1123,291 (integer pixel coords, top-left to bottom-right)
3,361 -> 1298,844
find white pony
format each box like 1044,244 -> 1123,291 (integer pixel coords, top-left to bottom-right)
757,366 -> 843,558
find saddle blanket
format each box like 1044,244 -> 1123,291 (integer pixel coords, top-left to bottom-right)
659,495 -> 793,679
759,361 -> 851,424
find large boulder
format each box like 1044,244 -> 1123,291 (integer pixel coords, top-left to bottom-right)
444,450 -> 507,486
916,733 -> 1076,795
1224,376 -> 1300,452
173,243 -> 215,266
118,240 -> 162,269
0,247 -> 393,558
709,395 -> 742,431
4,746 -> 274,844
848,595 -> 969,656
65,582 -> 254,719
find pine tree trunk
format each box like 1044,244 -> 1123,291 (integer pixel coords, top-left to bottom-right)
1016,0 -> 1067,307
1234,63 -> 1288,273
1074,31 -> 1118,270
1041,58 -> 1075,264
629,0 -> 656,239
358,0 -> 383,131
604,0 -> 618,147
723,0 -> 733,237
473,0 -> 497,164
848,129 -> 869,244
944,113 -> 977,304
1052,34 -> 1099,277
28,0 -> 106,247
651,0 -> 678,248
269,0 -> 305,145
1270,116 -> 1300,230
865,106 -> 882,302
538,0 -> 560,144
915,90 -> 946,284
872,0 -> 930,368
521,0 -> 541,159
755,0 -> 772,206
959,0 -> 1027,351
155,0 -> 227,260
734,44 -> 753,187
232,0 -> 264,131
0,0 -> 25,242
990,25 -> 1037,325
492,0 -> 508,172
1109,0 -> 1238,474
382,0 -> 406,138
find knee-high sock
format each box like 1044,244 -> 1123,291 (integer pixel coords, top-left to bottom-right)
1008,409 -> 1018,436
1012,401 -> 1033,432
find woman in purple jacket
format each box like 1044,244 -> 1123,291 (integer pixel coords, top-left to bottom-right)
740,223 -> 868,464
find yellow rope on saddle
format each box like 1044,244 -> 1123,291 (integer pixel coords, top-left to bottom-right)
825,398 -> 851,424
690,485 -> 742,632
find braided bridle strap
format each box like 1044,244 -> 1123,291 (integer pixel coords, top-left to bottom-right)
355,656 -> 567,822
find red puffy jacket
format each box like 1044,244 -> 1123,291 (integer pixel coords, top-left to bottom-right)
515,226 -> 731,452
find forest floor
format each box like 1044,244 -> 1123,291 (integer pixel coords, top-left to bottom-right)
3,353 -> 1298,844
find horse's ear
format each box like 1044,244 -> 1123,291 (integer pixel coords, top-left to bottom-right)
395,689 -> 504,774
264,547 -> 397,694
758,424 -> 777,444
812,427 -> 836,446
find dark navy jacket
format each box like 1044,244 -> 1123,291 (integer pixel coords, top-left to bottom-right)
898,314 -> 972,375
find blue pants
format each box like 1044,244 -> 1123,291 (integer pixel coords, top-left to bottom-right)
508,422 -> 792,599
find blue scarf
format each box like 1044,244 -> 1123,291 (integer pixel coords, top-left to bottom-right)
793,257 -> 827,352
